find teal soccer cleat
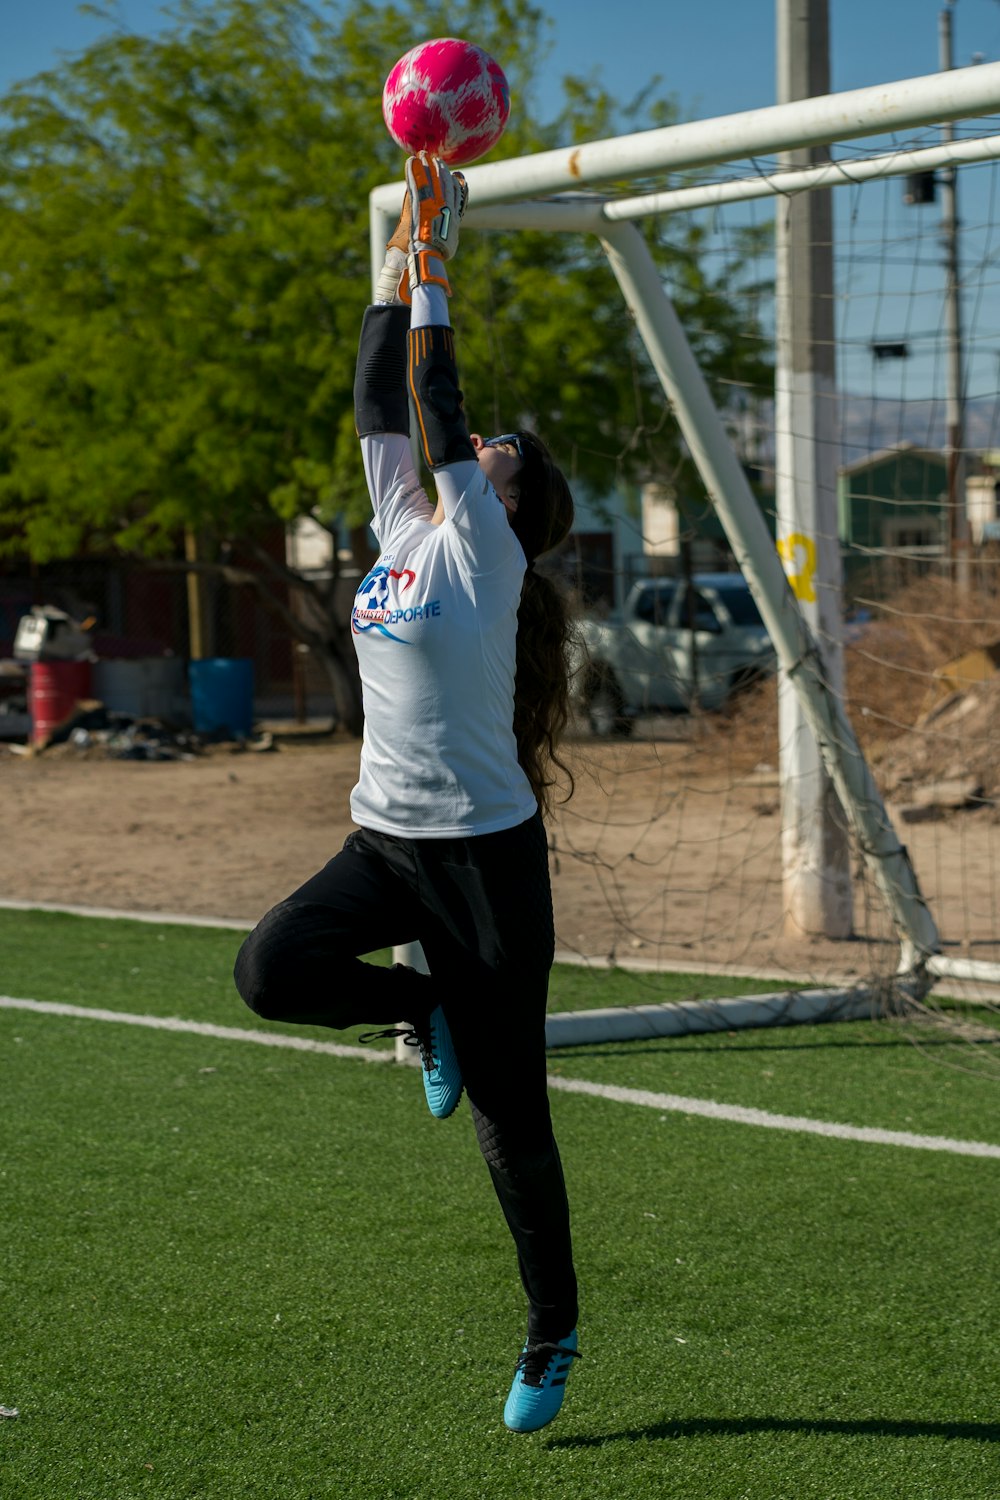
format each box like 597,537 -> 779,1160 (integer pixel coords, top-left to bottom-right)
503,1330 -> 580,1433
413,1004 -> 463,1119
358,1004 -> 463,1119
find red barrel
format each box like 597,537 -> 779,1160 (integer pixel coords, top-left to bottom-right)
29,660 -> 92,746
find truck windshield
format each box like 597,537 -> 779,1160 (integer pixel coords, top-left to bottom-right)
715,585 -> 764,627
634,584 -> 675,625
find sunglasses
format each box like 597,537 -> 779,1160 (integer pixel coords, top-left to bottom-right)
482,433 -> 524,460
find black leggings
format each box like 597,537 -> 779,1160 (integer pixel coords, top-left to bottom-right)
233,811 -> 578,1342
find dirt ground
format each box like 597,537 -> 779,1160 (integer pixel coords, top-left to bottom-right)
2,723 -> 996,990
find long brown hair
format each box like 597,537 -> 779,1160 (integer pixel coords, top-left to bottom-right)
507,431 -> 576,818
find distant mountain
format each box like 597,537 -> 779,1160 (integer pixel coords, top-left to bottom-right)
736,395 -> 1000,473
840,394 -> 1000,462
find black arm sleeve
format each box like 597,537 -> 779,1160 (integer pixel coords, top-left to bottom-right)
407,324 -> 477,471
354,304 -> 411,437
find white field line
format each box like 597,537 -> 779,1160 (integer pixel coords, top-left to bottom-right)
3,993 -> 999,1160
0,996 -> 389,1064
0,898 -> 253,931
547,1075 -> 1000,1160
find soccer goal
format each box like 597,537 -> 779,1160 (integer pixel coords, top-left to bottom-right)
370,61 -> 1000,1047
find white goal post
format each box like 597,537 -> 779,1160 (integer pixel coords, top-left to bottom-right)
371,62 -> 1000,1045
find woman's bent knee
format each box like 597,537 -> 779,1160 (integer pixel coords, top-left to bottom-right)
233,902 -> 300,1020
234,935 -> 277,1018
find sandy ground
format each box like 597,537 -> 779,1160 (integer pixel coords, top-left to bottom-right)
2,726 -> 996,990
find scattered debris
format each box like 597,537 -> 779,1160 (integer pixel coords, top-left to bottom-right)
0,698 -> 277,761
872,676 -> 1000,810
925,638 -> 1000,710
893,776 -> 987,823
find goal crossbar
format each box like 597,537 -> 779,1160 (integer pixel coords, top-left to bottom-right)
455,133 -> 1000,231
370,61 -> 1000,222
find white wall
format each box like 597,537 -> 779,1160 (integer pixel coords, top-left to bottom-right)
967,475 -> 1000,545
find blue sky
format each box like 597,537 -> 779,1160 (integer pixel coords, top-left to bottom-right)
8,0 -> 1000,121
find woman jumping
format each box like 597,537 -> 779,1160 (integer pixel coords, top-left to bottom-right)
234,154 -> 580,1433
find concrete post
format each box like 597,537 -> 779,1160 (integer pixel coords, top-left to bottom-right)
775,0 -> 853,939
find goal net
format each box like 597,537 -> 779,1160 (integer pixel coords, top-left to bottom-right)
371,62 -> 1000,1056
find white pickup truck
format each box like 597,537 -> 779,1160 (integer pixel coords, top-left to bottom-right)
573,572 -> 777,734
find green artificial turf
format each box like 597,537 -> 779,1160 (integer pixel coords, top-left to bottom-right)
1,908 -> 998,1499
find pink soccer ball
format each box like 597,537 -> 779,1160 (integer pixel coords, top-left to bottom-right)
382,37 -> 510,166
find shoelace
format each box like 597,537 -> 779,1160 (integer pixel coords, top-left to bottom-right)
357,1025 -> 434,1073
514,1340 -> 583,1388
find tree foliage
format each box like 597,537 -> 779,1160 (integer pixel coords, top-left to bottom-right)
0,0 -> 772,724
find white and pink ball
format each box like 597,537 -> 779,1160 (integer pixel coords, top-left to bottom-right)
382,38 -> 510,166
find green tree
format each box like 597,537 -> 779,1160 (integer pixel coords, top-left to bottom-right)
0,0 -> 772,730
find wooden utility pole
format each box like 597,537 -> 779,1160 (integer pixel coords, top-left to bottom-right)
184,527 -> 209,661
775,0 -> 853,938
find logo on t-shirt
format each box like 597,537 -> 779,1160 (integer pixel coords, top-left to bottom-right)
352,565 -> 440,642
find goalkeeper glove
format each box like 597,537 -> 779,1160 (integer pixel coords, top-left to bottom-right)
405,153 -> 468,297
372,155 -> 468,304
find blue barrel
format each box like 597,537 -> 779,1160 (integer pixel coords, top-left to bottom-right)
189,658 -> 254,737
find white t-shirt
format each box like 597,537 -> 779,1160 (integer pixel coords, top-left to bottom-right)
349,432 -> 537,838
